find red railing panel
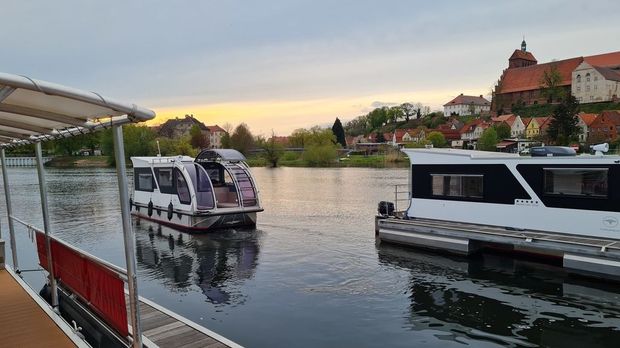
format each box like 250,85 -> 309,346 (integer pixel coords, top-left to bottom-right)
36,231 -> 129,337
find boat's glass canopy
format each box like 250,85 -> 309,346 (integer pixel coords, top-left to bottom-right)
0,72 -> 156,148
195,149 -> 247,162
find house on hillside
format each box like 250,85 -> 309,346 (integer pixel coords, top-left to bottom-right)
159,115 -> 209,140
588,110 -> 620,143
492,39 -> 620,112
443,94 -> 491,117
206,125 -> 228,148
491,114 -> 526,137
572,62 -> 620,103
577,113 -> 598,143
525,117 -> 551,139
460,119 -> 491,149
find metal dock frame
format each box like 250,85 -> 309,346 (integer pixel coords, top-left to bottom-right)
377,217 -> 620,280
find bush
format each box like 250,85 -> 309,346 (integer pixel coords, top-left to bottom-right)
302,144 -> 338,166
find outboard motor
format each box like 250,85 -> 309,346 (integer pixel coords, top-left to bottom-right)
377,201 -> 395,217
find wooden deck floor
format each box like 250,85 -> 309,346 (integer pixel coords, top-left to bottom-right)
0,269 -> 76,348
127,294 -> 235,348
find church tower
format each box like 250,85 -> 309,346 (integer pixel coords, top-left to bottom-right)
508,39 -> 537,69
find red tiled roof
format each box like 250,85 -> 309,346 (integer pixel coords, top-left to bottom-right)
499,58 -> 583,94
584,51 -> 620,68
443,94 -> 490,107
436,129 -> 461,140
521,117 -> 532,127
491,114 -> 516,126
578,113 -> 598,126
206,125 -> 227,133
509,49 -> 537,62
537,116 -> 553,132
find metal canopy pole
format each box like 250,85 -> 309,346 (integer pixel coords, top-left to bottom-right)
112,125 -> 142,348
0,148 -> 18,270
35,142 -> 58,308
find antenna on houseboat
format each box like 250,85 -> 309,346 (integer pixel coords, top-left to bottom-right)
156,140 -> 161,157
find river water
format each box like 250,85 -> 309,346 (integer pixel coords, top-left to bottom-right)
2,166 -> 620,348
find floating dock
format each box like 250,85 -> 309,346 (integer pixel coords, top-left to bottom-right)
129,294 -> 240,348
376,217 -> 620,280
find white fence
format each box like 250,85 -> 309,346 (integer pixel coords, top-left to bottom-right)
3,157 -> 52,166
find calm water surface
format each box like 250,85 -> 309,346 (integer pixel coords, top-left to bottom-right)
3,166 -> 620,348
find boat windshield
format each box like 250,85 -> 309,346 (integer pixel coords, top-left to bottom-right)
183,163 -> 215,210
228,164 -> 257,206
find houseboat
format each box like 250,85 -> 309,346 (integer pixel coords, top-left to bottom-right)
376,146 -> 620,280
130,148 -> 263,231
391,146 -> 619,239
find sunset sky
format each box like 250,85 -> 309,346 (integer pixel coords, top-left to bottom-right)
3,1 -> 620,136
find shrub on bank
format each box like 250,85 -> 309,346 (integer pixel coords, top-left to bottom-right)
302,144 -> 338,166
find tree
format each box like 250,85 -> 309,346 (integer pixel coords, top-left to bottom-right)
289,128 -> 311,148
540,65 -> 565,103
478,127 -> 498,151
427,131 -> 447,148
101,125 -> 157,165
331,118 -> 347,148
368,107 -> 389,130
229,123 -> 254,155
547,95 -> 580,145
376,132 -> 386,143
258,131 -> 285,167
189,125 -> 209,149
494,123 -> 512,139
400,103 -> 415,122
344,115 -> 369,136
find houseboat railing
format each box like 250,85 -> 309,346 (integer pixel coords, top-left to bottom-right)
9,216 -> 135,342
9,215 -> 129,280
393,184 -> 410,213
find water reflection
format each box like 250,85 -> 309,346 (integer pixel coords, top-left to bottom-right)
134,220 -> 260,305
377,244 -> 620,348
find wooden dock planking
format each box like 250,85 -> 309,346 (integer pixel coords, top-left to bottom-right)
0,269 -> 77,348
126,294 -> 232,348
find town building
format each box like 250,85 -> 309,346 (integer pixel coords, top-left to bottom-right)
206,125 -> 228,148
491,114 -> 526,137
459,119 -> 491,149
524,116 -> 552,139
159,115 -> 209,139
576,113 -> 598,143
443,94 -> 491,117
492,40 -> 620,113
588,110 -> 620,144
572,62 -> 620,103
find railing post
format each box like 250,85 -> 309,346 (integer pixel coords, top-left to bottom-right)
112,125 -> 142,347
35,142 -> 59,308
394,185 -> 398,212
0,148 -> 18,270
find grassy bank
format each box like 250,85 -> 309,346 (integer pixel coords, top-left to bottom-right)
46,156 -> 111,168
247,153 -> 409,168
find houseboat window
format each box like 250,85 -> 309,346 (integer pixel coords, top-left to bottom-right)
174,168 -> 191,205
134,168 -> 156,192
154,168 -> 176,194
431,174 -> 483,199
543,168 -> 608,198
183,163 -> 215,210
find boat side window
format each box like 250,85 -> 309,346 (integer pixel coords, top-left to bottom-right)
154,168 -> 176,194
174,168 -> 191,205
431,174 -> 483,199
134,168 -> 156,192
543,168 -> 608,198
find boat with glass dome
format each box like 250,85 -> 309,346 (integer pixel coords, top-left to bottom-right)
130,149 -> 263,231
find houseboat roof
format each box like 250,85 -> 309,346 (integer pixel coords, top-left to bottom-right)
402,148 -> 519,159
131,155 -> 194,167
195,149 -> 246,162
402,147 -> 618,161
0,72 -> 156,148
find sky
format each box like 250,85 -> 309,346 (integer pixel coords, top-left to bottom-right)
3,1 -> 620,136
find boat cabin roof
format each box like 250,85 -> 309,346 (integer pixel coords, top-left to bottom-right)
131,156 -> 194,168
402,147 -> 619,162
195,149 -> 246,162
0,72 -> 155,148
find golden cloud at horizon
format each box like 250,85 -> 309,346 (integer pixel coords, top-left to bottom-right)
149,88 -> 489,136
